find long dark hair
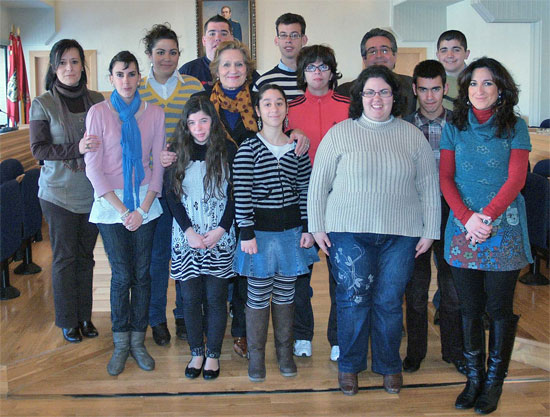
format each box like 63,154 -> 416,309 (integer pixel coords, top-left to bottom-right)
45,39 -> 87,90
171,96 -> 230,199
349,66 -> 402,119
453,57 -> 519,138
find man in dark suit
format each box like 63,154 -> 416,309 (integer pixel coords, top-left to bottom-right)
337,28 -> 416,117
221,5 -> 242,42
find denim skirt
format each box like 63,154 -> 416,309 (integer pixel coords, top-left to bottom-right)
233,227 -> 319,278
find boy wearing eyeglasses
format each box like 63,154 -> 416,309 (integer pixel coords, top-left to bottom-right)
286,45 -> 350,361
253,13 -> 308,101
402,60 -> 465,376
338,28 -> 416,117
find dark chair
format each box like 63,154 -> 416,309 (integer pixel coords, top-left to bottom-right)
14,168 -> 42,275
540,119 -> 550,129
533,159 -> 550,178
0,179 -> 24,300
520,172 -> 550,286
0,158 -> 24,184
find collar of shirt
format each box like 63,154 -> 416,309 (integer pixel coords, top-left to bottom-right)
414,108 -> 449,128
277,60 -> 295,73
145,68 -> 183,100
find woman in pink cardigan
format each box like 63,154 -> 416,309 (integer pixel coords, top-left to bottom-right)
85,51 -> 165,376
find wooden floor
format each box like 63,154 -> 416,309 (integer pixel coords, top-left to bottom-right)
1,224 -> 549,416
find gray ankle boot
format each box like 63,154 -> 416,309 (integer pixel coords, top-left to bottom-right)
246,306 -> 270,382
107,331 -> 130,376
272,302 -> 297,377
130,331 -> 155,371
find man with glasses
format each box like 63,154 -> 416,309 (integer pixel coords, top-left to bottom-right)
402,60 -> 465,376
179,15 -> 234,93
338,28 -> 416,117
253,13 -> 308,101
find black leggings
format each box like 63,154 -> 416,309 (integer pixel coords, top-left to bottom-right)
450,267 -> 520,320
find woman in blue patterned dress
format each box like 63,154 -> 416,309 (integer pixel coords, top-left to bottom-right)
439,57 -> 532,415
165,96 -> 237,380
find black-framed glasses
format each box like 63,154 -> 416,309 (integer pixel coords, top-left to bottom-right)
304,63 -> 330,73
361,89 -> 393,98
277,33 -> 302,40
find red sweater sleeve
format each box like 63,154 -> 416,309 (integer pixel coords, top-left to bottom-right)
482,149 -> 529,220
440,149 -> 474,225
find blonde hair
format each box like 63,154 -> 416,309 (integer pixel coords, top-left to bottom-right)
209,40 -> 256,85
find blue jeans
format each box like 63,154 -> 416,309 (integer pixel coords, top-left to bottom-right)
328,232 -> 417,375
148,197 -> 184,327
98,220 -> 157,333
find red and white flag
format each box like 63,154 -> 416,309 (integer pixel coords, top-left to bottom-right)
6,32 -> 30,125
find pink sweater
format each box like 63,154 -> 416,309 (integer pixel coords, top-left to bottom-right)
85,101 -> 165,198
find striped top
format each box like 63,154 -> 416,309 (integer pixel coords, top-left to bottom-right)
308,115 -> 441,239
233,134 -> 312,240
139,75 -> 203,141
252,65 -> 303,101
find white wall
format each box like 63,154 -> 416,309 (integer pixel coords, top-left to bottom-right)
445,1 -> 532,119
6,0 -> 536,120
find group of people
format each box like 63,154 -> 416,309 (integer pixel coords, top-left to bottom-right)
29,10 -> 532,415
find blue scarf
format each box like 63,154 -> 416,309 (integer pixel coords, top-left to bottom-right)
110,89 -> 144,211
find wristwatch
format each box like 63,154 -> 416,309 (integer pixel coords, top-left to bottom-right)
136,207 -> 148,220
482,217 -> 492,225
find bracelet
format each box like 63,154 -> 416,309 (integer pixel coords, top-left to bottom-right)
120,209 -> 130,221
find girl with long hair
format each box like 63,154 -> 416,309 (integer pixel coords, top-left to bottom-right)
165,95 -> 237,380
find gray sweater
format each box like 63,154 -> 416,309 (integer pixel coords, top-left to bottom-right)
308,115 -> 440,239
30,90 -> 104,213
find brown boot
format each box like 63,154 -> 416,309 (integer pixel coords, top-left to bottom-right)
233,337 -> 248,358
271,302 -> 297,377
246,306 -> 270,382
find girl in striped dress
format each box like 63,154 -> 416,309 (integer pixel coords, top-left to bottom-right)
232,84 -> 319,382
165,96 -> 237,380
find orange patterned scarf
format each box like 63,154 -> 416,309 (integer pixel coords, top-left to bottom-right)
210,81 -> 258,133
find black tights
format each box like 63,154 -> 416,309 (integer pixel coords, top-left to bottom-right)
450,267 -> 519,320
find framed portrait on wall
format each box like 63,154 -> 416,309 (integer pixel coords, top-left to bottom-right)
196,0 -> 256,59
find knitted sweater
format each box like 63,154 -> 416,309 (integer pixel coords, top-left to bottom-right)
308,115 -> 440,239
287,89 -> 350,162
233,134 -> 312,240
139,75 -> 203,141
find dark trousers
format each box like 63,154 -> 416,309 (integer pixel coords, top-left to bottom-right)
230,275 -> 247,337
293,267 -> 314,340
179,275 -> 228,357
326,255 -> 338,347
405,198 -> 463,362
40,199 -> 98,329
149,198 -> 185,327
451,267 -> 519,320
98,220 -> 157,333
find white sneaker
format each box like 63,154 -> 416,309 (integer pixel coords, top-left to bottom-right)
293,339 -> 312,357
330,345 -> 340,361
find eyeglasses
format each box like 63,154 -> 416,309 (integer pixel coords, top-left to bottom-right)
365,47 -> 393,57
277,33 -> 302,40
304,63 -> 330,73
361,89 -> 393,98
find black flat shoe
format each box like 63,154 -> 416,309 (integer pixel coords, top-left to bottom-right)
79,321 -> 98,338
403,356 -> 422,372
152,322 -> 171,346
203,359 -> 220,380
185,358 -> 204,379
62,327 -> 82,343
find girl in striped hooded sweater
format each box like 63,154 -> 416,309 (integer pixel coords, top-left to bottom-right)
232,84 -> 319,382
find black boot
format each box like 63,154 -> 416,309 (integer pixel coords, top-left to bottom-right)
271,302 -> 297,377
474,315 -> 519,415
455,316 -> 486,409
246,306 -> 270,382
